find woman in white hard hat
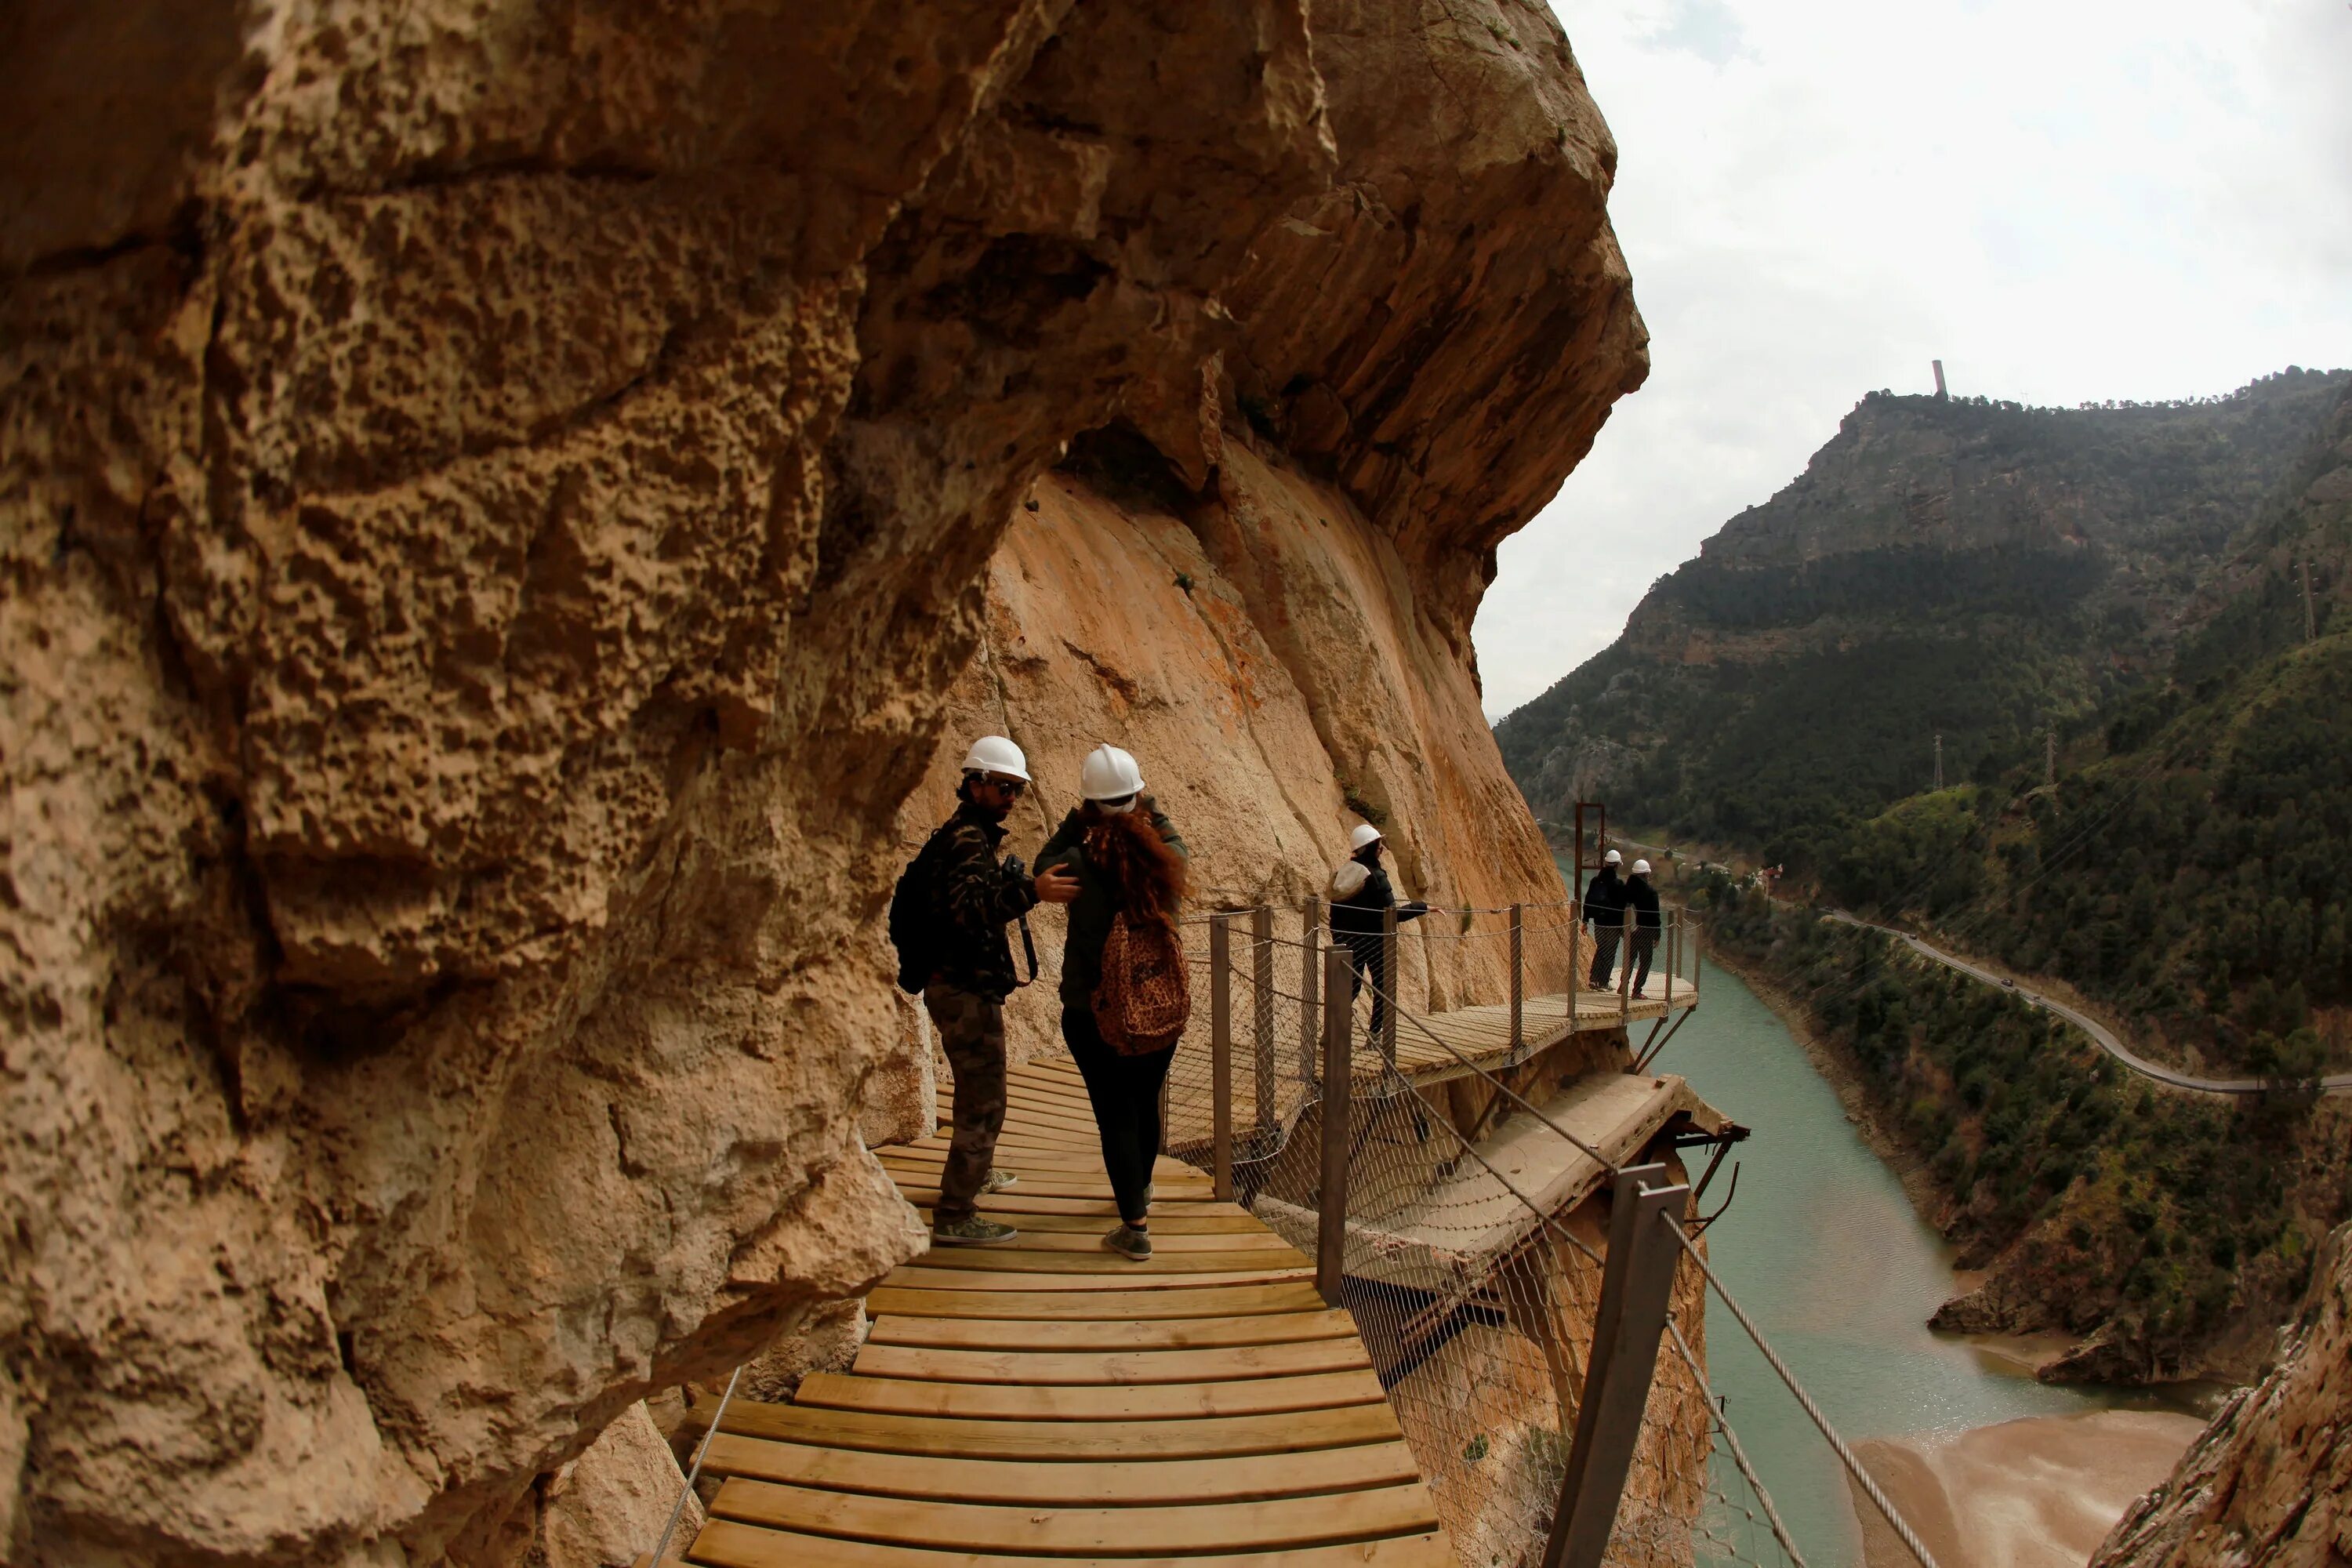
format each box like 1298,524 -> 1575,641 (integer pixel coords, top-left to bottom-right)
1329,822 -> 1429,1051
1035,745 -> 1189,1261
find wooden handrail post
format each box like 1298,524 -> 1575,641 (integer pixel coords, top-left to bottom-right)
1252,904 -> 1276,1137
1544,1166 -> 1691,1568
1210,913 -> 1233,1203
1664,909 -> 1675,1007
1301,898 -> 1323,1086
1317,941 -> 1354,1307
1380,902 -> 1399,1066
1570,898 -> 1581,1026
1510,903 -> 1525,1052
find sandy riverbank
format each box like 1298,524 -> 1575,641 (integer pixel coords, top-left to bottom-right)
1844,1410 -> 2205,1568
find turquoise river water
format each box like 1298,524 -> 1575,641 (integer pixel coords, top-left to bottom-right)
1661,958 -> 2203,1566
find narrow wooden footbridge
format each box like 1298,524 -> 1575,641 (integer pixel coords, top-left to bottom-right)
669,1054 -> 1461,1566
655,897 -> 1715,1567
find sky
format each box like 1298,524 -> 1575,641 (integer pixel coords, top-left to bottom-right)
1472,0 -> 2352,719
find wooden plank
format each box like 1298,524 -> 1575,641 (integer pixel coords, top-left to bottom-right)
907,1226 -> 1298,1257
901,1245 -> 1305,1276
717,1398 -> 1406,1460
880,1265 -> 1312,1294
793,1369 -> 1388,1421
697,1432 -> 1425,1506
907,1209 -> 1266,1236
706,1478 -> 1440,1555
863,1282 -> 1336,1321
687,1518 -> 1458,1568
849,1338 -> 1372,1386
885,1147 -> 1203,1182
866,1310 -> 1359,1352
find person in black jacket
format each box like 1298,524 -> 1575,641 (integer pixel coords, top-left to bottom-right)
1330,823 -> 1428,1053
1625,858 -> 1663,997
923,736 -> 1077,1248
1584,849 -> 1626,988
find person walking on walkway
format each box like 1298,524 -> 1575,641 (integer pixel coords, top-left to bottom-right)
1584,848 -> 1626,988
1037,745 -> 1189,1263
1330,823 -> 1429,1051
919,736 -> 1078,1247
1626,858 -> 1663,998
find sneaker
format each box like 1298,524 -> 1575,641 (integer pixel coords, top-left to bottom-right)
1102,1224 -> 1153,1262
981,1168 -> 1019,1195
931,1215 -> 1019,1247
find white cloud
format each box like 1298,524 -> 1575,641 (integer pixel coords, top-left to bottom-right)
1473,0 -> 2352,718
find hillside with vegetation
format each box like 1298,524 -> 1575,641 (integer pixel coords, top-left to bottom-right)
1631,376 -> 2352,1381
1497,368 -> 2351,867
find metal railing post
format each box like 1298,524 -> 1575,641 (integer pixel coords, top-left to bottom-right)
1380,902 -> 1399,1065
1510,903 -> 1525,1052
1210,913 -> 1233,1203
1252,904 -> 1275,1138
1316,941 -> 1354,1308
1301,898 -> 1322,1087
1544,1165 -> 1691,1568
1619,904 -> 1633,1024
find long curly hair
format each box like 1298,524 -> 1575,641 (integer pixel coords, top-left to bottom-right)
1080,801 -> 1188,932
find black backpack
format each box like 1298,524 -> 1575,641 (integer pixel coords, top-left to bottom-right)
887,826 -> 955,994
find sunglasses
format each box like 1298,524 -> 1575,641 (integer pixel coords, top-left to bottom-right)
980,775 -> 1028,797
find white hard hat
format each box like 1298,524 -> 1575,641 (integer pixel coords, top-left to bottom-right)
1602,849 -> 1622,866
1080,743 -> 1145,801
1348,823 -> 1384,851
961,735 -> 1029,781
1632,858 -> 1652,876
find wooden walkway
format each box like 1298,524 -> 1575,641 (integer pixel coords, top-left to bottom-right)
670,1057 -> 1458,1566
1389,986 -> 1697,1085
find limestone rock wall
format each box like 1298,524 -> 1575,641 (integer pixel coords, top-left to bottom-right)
0,1 -> 1644,1561
2092,1221 -> 2352,1568
892,434 -> 1569,1072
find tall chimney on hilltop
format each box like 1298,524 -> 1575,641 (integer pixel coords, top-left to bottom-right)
1932,359 -> 1947,399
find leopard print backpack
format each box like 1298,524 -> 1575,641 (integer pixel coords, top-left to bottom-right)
1092,912 -> 1191,1054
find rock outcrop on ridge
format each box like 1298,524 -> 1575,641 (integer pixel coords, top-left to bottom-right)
1,1 -> 1644,1561
2092,1221 -> 2352,1568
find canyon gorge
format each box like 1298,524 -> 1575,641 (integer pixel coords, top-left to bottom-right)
0,1 -> 1647,1561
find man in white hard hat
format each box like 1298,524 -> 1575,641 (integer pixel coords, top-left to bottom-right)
1624,858 -> 1663,998
1583,848 -> 1626,988
910,736 -> 1079,1247
1330,822 -> 1429,1052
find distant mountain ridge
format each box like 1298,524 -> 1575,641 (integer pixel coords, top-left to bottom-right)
1497,367 -> 2352,859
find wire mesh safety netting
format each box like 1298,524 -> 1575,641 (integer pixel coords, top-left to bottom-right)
1156,905 -> 1715,1568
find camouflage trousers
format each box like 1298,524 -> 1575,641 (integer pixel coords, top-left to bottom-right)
924,982 -> 1007,1223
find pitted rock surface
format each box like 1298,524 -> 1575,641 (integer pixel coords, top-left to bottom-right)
1,1 -> 1644,1559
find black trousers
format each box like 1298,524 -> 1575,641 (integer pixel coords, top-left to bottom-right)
1345,938 -> 1389,1051
1588,927 -> 1621,988
1064,1006 -> 1176,1225
1630,930 -> 1658,995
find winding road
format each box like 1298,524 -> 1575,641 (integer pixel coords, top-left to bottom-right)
1825,912 -> 2352,1098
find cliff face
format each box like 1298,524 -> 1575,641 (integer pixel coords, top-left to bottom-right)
1,2 -> 1644,1561
2093,1222 -> 2352,1568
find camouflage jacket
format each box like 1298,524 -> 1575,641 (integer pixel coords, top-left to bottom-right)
927,801 -> 1040,1002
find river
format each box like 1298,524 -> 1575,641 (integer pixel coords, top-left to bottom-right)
1661,957 -> 2203,1566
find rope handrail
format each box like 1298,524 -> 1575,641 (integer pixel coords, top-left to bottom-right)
1661,1212 -> 1944,1568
